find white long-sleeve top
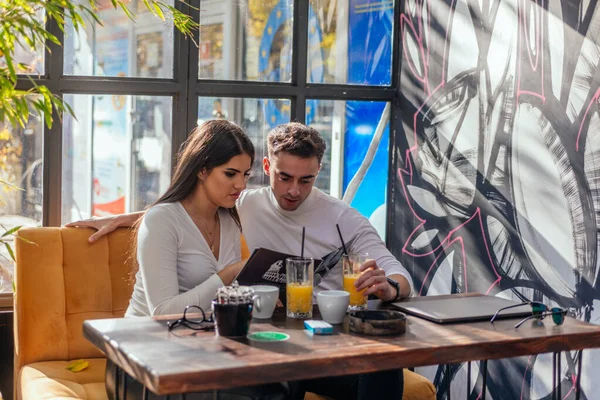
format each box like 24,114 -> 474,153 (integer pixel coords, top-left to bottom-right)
237,187 -> 414,296
125,202 -> 241,317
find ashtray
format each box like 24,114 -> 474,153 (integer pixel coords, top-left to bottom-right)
348,310 -> 407,336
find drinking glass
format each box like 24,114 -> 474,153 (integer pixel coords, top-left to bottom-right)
286,257 -> 314,318
343,253 -> 370,311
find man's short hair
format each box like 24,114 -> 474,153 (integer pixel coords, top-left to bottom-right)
267,122 -> 326,163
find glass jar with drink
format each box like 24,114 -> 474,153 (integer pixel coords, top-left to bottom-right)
343,253 -> 371,311
286,257 -> 314,318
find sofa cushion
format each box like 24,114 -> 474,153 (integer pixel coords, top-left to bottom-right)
303,369 -> 436,400
19,359 -> 108,400
403,369 -> 436,400
15,228 -> 135,373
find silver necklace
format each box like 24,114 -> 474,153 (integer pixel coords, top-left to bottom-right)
190,205 -> 219,253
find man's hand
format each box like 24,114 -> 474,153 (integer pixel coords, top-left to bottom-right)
65,213 -> 141,243
354,260 -> 396,301
354,260 -> 409,302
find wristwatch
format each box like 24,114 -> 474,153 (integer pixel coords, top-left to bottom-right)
386,277 -> 401,302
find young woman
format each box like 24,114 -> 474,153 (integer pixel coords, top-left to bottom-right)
106,120 -> 290,400
126,119 -> 252,317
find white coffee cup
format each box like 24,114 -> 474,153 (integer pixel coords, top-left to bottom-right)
317,290 -> 350,324
251,285 -> 279,319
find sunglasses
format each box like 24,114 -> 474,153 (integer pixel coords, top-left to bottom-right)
490,301 -> 567,329
167,305 -> 215,331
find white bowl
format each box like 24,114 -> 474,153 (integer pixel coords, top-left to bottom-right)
317,290 -> 350,324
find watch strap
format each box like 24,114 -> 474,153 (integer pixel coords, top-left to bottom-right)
385,277 -> 401,303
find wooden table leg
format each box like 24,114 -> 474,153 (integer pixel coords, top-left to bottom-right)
552,353 -> 557,400
481,360 -> 488,400
446,364 -> 451,400
557,352 -> 562,398
122,368 -> 128,400
575,351 -> 583,400
467,362 -> 471,400
115,366 -> 121,400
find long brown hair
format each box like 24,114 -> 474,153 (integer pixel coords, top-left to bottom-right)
130,120 -> 254,278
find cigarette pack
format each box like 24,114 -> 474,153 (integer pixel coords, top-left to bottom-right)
304,320 -> 334,335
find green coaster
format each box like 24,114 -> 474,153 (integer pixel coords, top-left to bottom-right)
247,331 -> 290,342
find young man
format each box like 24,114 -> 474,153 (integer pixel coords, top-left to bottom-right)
67,122 -> 412,399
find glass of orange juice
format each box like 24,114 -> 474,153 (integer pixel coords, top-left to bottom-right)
286,257 -> 314,318
343,253 -> 369,311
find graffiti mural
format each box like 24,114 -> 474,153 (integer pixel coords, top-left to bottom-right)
393,0 -> 600,398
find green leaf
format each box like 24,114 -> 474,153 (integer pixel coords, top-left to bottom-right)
153,2 -> 165,20
0,179 -> 24,191
3,51 -> 16,81
118,2 -> 135,21
66,359 -> 89,372
15,235 -> 36,245
4,243 -> 15,262
1,226 -> 22,238
79,5 -> 102,25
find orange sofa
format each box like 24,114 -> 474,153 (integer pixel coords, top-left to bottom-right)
14,227 -> 435,400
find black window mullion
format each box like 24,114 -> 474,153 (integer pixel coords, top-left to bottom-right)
388,0 -> 403,247
291,0 -> 309,122
186,0 -> 201,137
385,0 -> 404,244
305,85 -> 395,100
44,16 -> 64,227
391,0 -> 402,89
172,0 -> 195,166
196,81 -> 297,97
386,98 -> 402,249
58,77 -> 182,95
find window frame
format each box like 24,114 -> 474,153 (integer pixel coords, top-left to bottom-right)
14,0 -> 403,248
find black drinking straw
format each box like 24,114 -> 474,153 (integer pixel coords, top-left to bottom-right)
336,224 -> 348,255
301,226 -> 306,259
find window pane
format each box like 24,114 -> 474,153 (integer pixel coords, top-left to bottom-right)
0,110 -> 43,292
198,97 -> 291,188
1,12 -> 45,74
199,0 -> 293,82
64,1 -> 174,78
307,0 -> 393,85
62,95 -> 172,223
307,99 -> 389,239
11,46 -> 44,75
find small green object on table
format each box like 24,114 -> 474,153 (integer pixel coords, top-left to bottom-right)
247,332 -> 290,342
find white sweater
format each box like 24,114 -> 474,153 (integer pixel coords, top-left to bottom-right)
237,187 -> 414,296
125,202 -> 241,317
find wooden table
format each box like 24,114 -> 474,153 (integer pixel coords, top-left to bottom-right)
83,295 -> 600,398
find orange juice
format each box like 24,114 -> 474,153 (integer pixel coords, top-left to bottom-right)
343,274 -> 367,308
286,283 -> 313,315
